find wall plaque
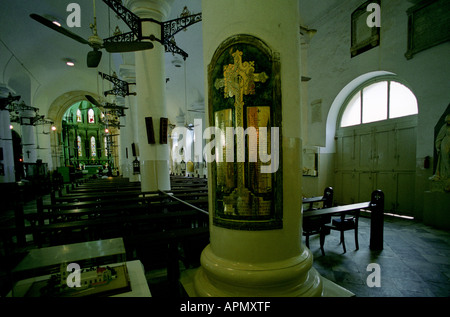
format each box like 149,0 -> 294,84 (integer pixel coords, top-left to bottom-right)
405,0 -> 450,60
208,34 -> 282,230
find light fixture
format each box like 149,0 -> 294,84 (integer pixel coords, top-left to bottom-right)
172,56 -> 183,68
51,126 -> 57,131
63,58 -> 76,67
43,14 -> 63,28
105,128 -> 109,134
10,124 -> 13,130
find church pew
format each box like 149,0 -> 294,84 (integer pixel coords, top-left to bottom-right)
29,186 -> 209,246
28,196 -> 209,286
51,188 -> 208,204
30,209 -> 206,247
32,195 -> 208,226
303,190 -> 384,254
1,177 -> 209,266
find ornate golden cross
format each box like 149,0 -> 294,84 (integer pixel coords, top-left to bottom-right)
214,49 -> 269,193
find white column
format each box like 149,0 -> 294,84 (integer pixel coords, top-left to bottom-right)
191,0 -> 324,297
0,110 -> 15,183
21,110 -> 37,164
120,64 -> 140,182
125,0 -> 174,191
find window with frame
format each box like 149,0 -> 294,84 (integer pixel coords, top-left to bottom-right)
77,136 -> 82,157
88,109 -> 95,123
76,109 -> 82,122
340,80 -> 418,127
104,136 -> 108,157
90,136 -> 97,157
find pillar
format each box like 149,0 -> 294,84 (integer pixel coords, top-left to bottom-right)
21,110 -> 37,165
0,109 -> 15,183
124,0 -> 174,191
120,64 -> 140,182
192,0 -> 324,297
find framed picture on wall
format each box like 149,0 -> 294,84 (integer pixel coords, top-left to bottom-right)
405,0 -> 450,60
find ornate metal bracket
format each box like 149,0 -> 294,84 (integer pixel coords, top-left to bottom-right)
101,0 -> 202,60
162,12 -> 202,41
102,0 -> 141,38
1,96 -> 39,113
99,72 -> 136,97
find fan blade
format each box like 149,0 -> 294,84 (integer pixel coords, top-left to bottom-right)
85,95 -> 103,108
87,50 -> 102,68
30,14 -> 89,45
103,41 -> 154,53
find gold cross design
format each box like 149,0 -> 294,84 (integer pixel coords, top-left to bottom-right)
214,49 -> 269,193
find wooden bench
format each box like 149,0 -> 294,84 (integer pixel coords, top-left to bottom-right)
28,193 -> 209,284
302,187 -> 333,211
33,195 -> 208,227
303,190 -> 384,255
302,187 -> 334,248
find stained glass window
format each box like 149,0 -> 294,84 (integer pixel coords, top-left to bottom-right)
77,136 -> 82,157
76,109 -> 82,122
104,137 -> 108,157
90,136 -> 96,157
88,109 -> 95,123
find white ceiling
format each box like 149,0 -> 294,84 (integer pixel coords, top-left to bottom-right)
0,0 -> 336,125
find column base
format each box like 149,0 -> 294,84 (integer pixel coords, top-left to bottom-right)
178,244 -> 350,297
180,266 -> 354,298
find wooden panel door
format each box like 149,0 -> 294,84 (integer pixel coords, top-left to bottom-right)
396,173 -> 415,216
335,118 -> 417,216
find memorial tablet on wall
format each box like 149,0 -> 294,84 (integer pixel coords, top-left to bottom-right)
405,0 -> 450,60
208,34 -> 282,230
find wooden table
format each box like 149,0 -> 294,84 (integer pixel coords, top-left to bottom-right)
303,202 -> 370,218
302,196 -> 326,211
12,238 -> 126,280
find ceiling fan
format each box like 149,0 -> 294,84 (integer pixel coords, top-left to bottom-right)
30,0 -> 154,68
85,94 -> 127,129
85,94 -> 126,111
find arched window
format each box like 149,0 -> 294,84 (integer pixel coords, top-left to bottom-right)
88,109 -> 95,123
77,136 -> 82,157
76,109 -> 82,122
90,136 -> 97,157
340,80 -> 418,127
335,77 -> 418,216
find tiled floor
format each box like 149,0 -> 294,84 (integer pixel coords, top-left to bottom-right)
307,214 -> 450,297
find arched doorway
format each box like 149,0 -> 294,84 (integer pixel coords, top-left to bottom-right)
47,91 -> 120,177
334,75 -> 418,216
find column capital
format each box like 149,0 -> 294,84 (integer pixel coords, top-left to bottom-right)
124,0 -> 174,21
0,83 -> 15,98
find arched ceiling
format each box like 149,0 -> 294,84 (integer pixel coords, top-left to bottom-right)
0,0 -> 339,126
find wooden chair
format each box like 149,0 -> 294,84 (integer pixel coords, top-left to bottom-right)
320,189 -> 384,254
302,187 -> 333,255
321,209 -> 360,254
